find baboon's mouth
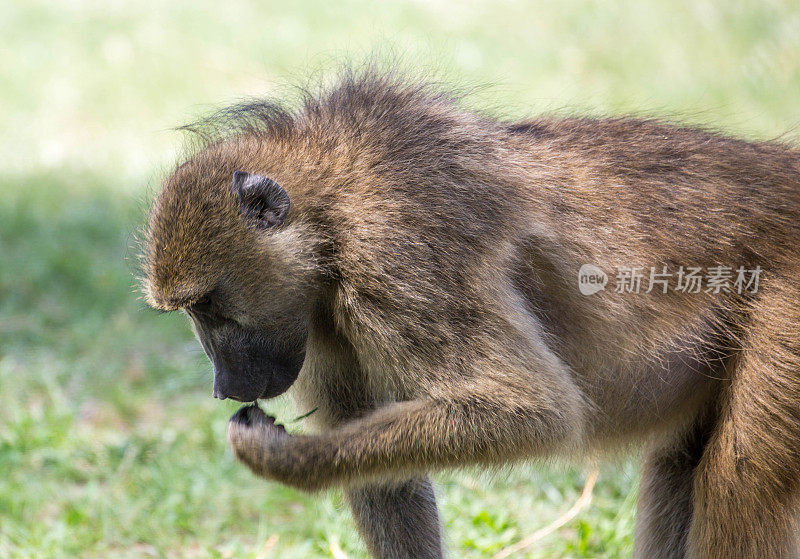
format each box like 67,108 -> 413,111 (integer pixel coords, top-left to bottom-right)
256,352 -> 305,400
192,311 -> 307,403
257,369 -> 299,400
212,353 -> 305,402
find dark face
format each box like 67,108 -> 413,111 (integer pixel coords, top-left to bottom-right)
187,298 -> 307,402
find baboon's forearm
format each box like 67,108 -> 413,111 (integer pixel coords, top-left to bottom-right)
346,476 -> 444,559
241,391 -> 581,490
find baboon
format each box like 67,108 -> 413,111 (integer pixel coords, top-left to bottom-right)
142,69 -> 800,558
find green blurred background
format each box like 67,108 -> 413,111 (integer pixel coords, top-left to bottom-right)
1,1 -> 798,557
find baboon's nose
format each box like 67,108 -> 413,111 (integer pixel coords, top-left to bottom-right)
212,385 -> 227,400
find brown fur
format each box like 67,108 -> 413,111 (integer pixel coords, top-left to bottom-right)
143,69 -> 800,558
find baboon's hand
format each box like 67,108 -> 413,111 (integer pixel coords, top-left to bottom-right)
227,404 -> 292,481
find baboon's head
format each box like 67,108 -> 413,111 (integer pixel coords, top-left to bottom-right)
142,147 -> 321,402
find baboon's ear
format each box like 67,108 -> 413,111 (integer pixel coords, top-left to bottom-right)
230,170 -> 290,229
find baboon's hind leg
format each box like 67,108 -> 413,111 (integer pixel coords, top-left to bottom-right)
634,414 -> 712,559
688,279 -> 800,558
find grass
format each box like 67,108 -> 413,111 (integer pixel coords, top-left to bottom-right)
1,0 -> 798,557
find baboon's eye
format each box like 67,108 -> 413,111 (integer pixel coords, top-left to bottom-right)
189,294 -> 213,314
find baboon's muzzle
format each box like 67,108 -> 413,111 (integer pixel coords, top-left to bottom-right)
189,313 -> 305,402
